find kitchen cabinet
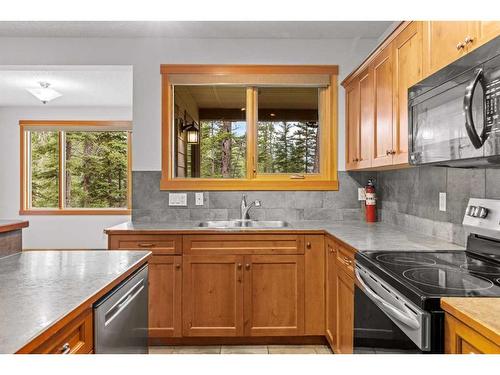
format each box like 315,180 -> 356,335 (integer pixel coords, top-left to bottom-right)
392,21 -> 422,165
372,46 -> 394,167
244,255 -> 305,336
325,237 -> 338,349
149,255 -> 182,338
445,314 -> 500,354
182,254 -> 244,336
473,21 -> 500,50
345,78 -> 360,170
336,267 -> 355,354
304,235 -> 325,335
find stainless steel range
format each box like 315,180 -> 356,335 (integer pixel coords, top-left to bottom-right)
354,198 -> 500,353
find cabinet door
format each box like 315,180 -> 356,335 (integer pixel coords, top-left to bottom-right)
325,239 -> 337,350
392,22 -> 422,165
304,235 -> 325,335
358,67 -> 373,169
469,21 -> 500,51
149,255 -> 182,338
372,46 -> 394,167
336,268 -> 354,354
422,21 -> 471,75
182,255 -> 244,336
244,255 -> 305,336
345,79 -> 360,170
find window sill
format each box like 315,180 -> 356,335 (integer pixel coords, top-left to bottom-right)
19,209 -> 131,216
160,178 -> 339,191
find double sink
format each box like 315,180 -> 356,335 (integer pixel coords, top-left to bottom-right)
198,220 -> 289,229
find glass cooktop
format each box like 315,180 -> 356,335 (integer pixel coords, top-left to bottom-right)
357,251 -> 500,309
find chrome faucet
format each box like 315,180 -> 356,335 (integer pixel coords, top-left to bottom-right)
240,195 -> 261,221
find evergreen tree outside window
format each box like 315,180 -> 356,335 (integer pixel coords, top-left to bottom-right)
20,121 -> 131,214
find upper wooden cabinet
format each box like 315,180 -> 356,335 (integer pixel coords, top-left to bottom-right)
343,21 -> 500,171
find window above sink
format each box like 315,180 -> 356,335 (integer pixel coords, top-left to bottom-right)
160,65 -> 339,191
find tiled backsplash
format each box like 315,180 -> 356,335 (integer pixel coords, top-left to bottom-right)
377,166 -> 500,245
132,171 -> 373,223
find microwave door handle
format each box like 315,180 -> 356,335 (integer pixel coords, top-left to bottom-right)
464,68 -> 485,149
355,268 -> 420,330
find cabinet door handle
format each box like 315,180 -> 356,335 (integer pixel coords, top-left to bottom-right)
60,343 -> 71,354
456,41 -> 465,50
245,264 -> 251,270
175,264 -> 181,269
343,256 -> 353,266
306,242 -> 312,249
138,242 -> 154,247
237,263 -> 242,269
464,35 -> 474,45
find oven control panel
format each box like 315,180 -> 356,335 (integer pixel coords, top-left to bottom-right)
463,198 -> 500,240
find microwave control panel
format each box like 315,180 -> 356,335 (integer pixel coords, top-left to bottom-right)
486,78 -> 500,129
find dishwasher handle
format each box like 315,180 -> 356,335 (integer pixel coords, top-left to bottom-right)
104,278 -> 145,326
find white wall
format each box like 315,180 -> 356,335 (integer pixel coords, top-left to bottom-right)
0,36 -> 380,248
0,106 -> 132,248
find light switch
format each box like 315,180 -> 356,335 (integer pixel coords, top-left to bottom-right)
439,192 -> 446,212
358,188 -> 366,201
169,193 -> 187,206
195,192 -> 204,206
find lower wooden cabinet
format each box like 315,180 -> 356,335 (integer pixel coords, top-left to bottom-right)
182,255 -> 244,336
244,255 -> 305,336
336,267 -> 355,354
149,255 -> 182,338
445,314 -> 500,354
325,238 -> 338,348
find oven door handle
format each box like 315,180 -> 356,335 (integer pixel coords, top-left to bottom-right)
464,68 -> 486,149
355,268 -> 420,330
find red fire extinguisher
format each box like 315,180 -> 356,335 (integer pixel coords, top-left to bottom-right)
365,179 -> 377,222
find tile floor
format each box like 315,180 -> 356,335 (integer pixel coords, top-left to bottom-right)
149,344 -> 333,354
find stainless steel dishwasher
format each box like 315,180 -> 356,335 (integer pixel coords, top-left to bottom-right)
94,265 -> 148,353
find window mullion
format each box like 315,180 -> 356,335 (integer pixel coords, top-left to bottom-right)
245,86 -> 257,180
59,131 -> 65,210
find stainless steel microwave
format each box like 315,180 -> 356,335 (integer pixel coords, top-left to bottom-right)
409,36 -> 500,167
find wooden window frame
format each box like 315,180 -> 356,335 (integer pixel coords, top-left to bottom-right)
20,120 -> 132,215
160,65 -> 339,191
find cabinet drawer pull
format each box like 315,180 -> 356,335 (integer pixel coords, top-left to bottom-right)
175,264 -> 181,269
245,264 -> 251,270
138,243 -> 154,247
343,256 -> 353,266
237,263 -> 242,269
60,343 -> 71,354
306,242 -> 312,249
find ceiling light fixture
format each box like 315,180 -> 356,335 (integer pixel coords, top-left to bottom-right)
26,82 -> 62,104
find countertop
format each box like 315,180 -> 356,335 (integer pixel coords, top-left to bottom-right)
441,298 -> 500,345
105,220 -> 464,251
0,220 -> 29,234
0,250 -> 151,353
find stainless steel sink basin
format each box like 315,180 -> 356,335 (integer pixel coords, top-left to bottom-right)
198,220 -> 289,228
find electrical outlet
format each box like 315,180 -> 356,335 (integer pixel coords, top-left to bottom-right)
169,193 -> 187,206
439,192 -> 447,212
195,192 -> 204,206
358,187 -> 366,201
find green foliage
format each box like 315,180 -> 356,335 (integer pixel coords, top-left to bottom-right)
30,130 -> 128,209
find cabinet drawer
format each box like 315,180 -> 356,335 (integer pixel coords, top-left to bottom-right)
183,234 -> 304,255
31,309 -> 93,354
108,234 -> 181,255
445,314 -> 500,354
336,243 -> 355,276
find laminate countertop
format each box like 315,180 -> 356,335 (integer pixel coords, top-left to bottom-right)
0,220 -> 29,234
0,250 -> 151,353
105,220 -> 464,251
441,298 -> 500,346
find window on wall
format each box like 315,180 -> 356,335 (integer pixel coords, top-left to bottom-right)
20,120 -> 132,215
162,65 -> 338,190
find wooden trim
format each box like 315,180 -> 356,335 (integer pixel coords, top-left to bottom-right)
150,335 -> 326,346
16,254 -> 151,353
19,209 -> 131,216
160,64 -> 339,191
19,120 -> 132,214
161,64 -> 338,75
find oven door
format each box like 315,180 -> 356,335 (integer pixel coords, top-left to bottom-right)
354,265 -> 431,354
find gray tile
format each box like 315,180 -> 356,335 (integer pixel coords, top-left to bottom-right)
264,208 -> 303,221
151,208 -> 190,222
324,172 -> 365,209
189,209 -> 228,221
486,169 -> 500,199
221,345 -> 268,354
227,208 -> 266,221
171,345 -> 221,354
132,209 -> 153,223
341,208 -> 362,221
149,346 -> 174,354
245,192 -> 288,209
446,168 -> 485,224
303,208 -> 342,221
415,166 -> 447,221
285,192 -> 324,209
268,345 -> 317,354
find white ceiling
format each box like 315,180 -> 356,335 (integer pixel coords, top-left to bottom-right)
0,66 -> 133,107
0,21 -> 394,39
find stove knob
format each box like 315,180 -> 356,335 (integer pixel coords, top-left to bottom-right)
466,206 -> 475,216
477,206 -> 489,219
